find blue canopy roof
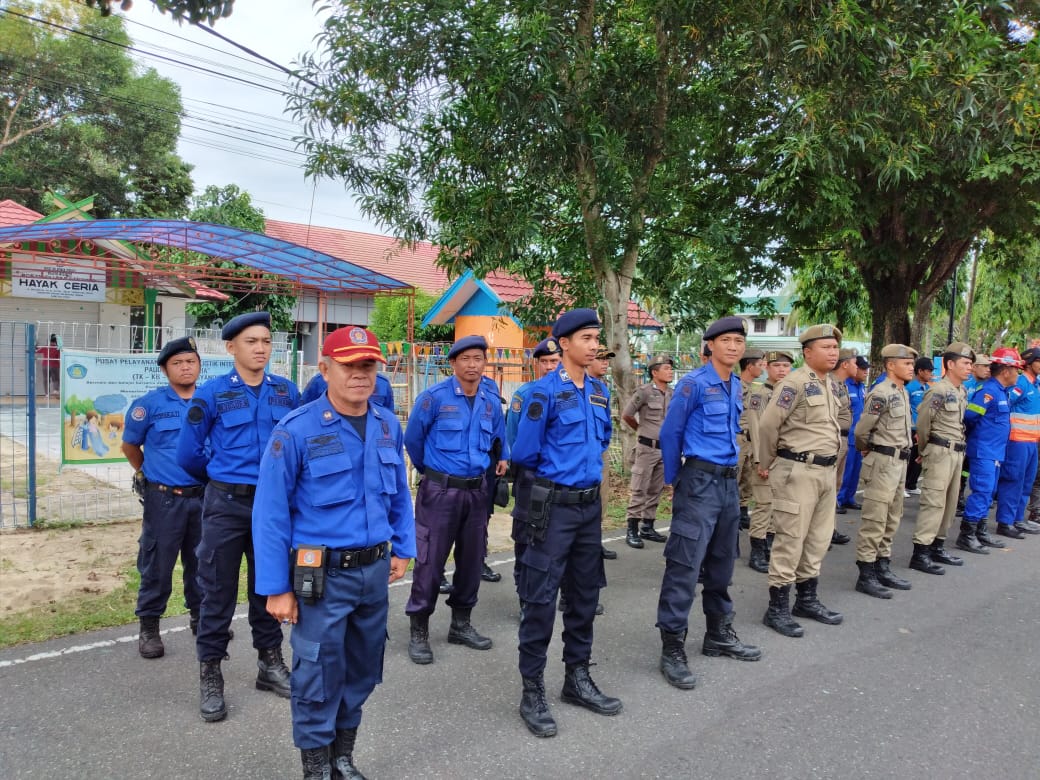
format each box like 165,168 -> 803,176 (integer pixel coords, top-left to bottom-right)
0,219 -> 410,294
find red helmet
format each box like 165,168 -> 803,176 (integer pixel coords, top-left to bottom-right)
990,347 -> 1024,368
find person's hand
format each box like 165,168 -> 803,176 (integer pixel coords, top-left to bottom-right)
495,459 -> 509,477
266,592 -> 298,625
132,470 -> 147,499
389,556 -> 409,583
757,467 -> 769,480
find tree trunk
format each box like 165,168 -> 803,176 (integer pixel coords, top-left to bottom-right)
909,289 -> 939,355
861,272 -> 912,366
960,243 -> 981,340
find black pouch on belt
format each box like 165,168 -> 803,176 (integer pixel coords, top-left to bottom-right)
526,481 -> 554,542
292,545 -> 327,604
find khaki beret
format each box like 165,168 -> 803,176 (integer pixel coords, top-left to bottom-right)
880,343 -> 919,360
647,354 -> 674,370
799,324 -> 842,345
943,342 -> 975,360
743,348 -> 766,361
974,353 -> 991,366
765,350 -> 795,364
838,348 -> 858,361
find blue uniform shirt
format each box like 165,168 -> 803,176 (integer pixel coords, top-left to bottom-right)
511,368 -> 611,488
964,377 -> 1011,461
660,362 -> 742,485
506,380 -> 539,450
905,378 -> 930,428
964,376 -> 983,398
177,369 -> 300,484
1009,373 -> 1040,414
123,385 -> 203,486
846,377 -> 866,435
405,375 -> 508,478
301,372 -> 395,410
252,395 -> 416,595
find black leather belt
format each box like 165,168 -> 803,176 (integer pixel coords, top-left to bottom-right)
840,429 -> 850,437
928,435 -> 967,453
147,480 -> 204,498
209,480 -> 256,497
868,444 -> 912,460
424,469 -> 484,490
777,449 -> 838,467
638,435 -> 660,449
535,478 -> 600,505
328,543 -> 388,569
684,457 -> 738,479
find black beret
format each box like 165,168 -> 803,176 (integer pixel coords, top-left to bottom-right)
704,315 -> 747,340
221,312 -> 271,340
532,338 -> 560,358
448,334 -> 488,359
552,308 -> 601,339
157,337 -> 199,367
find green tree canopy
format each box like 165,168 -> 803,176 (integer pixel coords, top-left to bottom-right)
368,291 -> 452,344
0,0 -> 193,217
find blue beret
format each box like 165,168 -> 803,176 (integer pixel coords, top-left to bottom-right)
221,311 -> 271,340
703,315 -> 747,340
532,338 -> 560,358
448,334 -> 488,359
157,336 -> 199,367
551,308 -> 601,339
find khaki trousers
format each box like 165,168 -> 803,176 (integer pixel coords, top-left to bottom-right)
835,437 -> 849,495
914,446 -> 963,544
737,435 -> 754,506
748,469 -> 773,540
855,451 -> 907,561
766,458 -> 836,587
626,443 -> 665,521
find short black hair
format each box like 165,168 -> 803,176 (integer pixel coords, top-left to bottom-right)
739,356 -> 760,371
914,357 -> 934,373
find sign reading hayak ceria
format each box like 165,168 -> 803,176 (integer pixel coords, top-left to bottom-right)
10,259 -> 107,302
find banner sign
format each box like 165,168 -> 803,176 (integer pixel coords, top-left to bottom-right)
59,349 -> 234,465
11,260 -> 108,302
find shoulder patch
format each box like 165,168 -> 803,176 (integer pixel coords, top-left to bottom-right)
526,401 -> 543,421
867,396 -> 886,415
776,386 -> 797,409
131,406 -> 147,422
982,393 -> 993,405
510,394 -> 523,413
930,394 -> 944,410
749,395 -> 762,410
269,429 -> 289,458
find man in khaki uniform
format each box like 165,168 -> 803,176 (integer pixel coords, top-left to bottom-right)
622,354 -> 675,548
852,344 -> 917,599
737,349 -> 766,529
757,325 -> 844,638
910,343 -> 974,575
745,350 -> 793,572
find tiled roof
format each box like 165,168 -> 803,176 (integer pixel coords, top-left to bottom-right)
264,219 -> 447,293
0,199 -> 43,227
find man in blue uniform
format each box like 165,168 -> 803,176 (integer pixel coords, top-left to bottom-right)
656,316 -> 762,691
958,349 -> 1018,553
512,308 -> 620,737
995,347 -> 1040,537
253,326 -> 415,780
301,366 -> 394,410
404,335 -> 508,665
122,337 -> 206,659
177,311 -> 300,722
904,357 -> 935,495
838,355 -> 870,511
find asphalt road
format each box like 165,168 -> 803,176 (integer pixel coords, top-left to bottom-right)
2,498 -> 1038,779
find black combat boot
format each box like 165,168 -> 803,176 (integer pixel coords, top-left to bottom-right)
875,557 -> 912,590
138,616 -> 164,659
831,528 -> 851,545
447,607 -> 493,650
1015,519 -> 1040,534
408,614 -> 433,664
996,522 -> 1025,539
189,609 -> 232,639
199,659 -> 227,722
601,545 -> 618,560
702,613 -> 762,660
519,676 -> 557,737
257,646 -> 292,697
658,630 -> 697,688
561,661 -> 623,714
747,537 -> 769,573
331,728 -> 366,780
438,574 -> 453,594
626,519 -> 644,548
976,519 -> 1006,548
300,747 -> 332,780
930,538 -> 963,565
739,506 -> 750,530
955,520 -> 988,554
792,578 -> 844,624
909,543 -> 945,575
763,585 -> 804,637
639,520 -> 667,543
855,560 -> 893,599
481,561 -> 502,582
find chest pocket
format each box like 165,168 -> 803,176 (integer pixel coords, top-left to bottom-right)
377,446 -> 402,495
804,393 -> 829,422
478,414 -> 494,451
152,414 -> 182,447
307,448 -> 358,506
702,400 -> 730,433
944,398 -> 961,413
591,403 -> 611,446
434,414 -> 465,451
219,406 -> 256,449
556,404 -> 587,445
645,393 -> 665,417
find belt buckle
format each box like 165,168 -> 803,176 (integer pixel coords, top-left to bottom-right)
172,487 -> 183,496
341,551 -> 354,567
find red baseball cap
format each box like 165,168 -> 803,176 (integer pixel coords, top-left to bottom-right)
322,326 -> 386,364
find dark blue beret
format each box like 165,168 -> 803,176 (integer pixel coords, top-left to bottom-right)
157,336 -> 199,367
221,311 -> 271,340
448,334 -> 488,359
532,338 -> 560,358
552,308 -> 601,339
703,315 -> 747,340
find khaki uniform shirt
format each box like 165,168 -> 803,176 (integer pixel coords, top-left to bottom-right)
746,381 -> 775,465
831,373 -> 853,433
739,378 -> 755,436
916,377 -> 967,453
854,380 -> 912,452
622,382 -> 672,440
757,366 -> 842,465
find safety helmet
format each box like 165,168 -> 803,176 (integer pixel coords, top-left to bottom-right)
990,347 -> 1024,368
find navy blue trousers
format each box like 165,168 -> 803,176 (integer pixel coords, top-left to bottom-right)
656,464 -> 738,634
290,554 -> 389,750
195,485 -> 282,661
996,441 -> 1039,525
135,488 -> 202,618
517,499 -> 604,678
406,478 -> 488,616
